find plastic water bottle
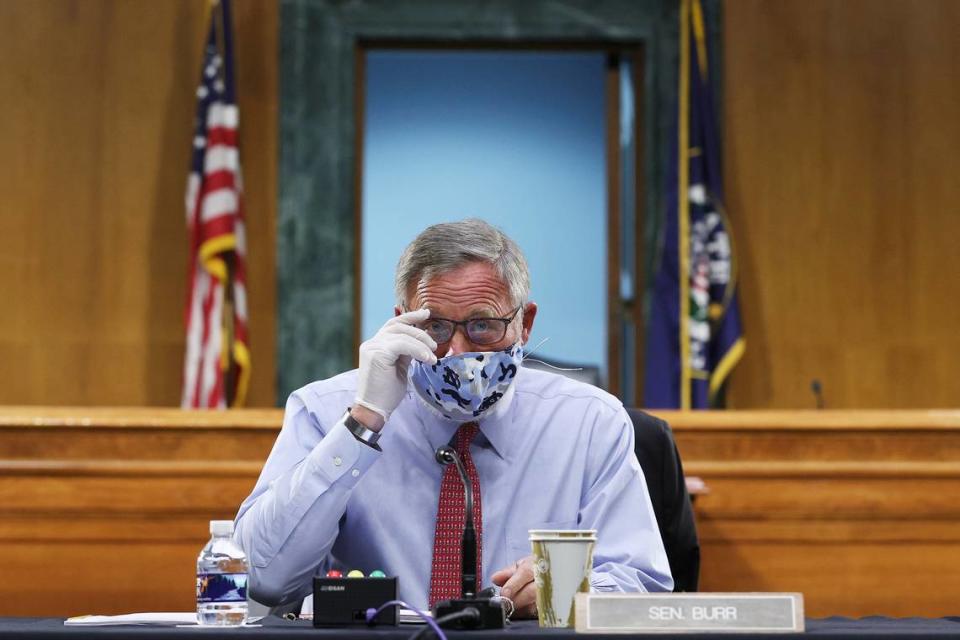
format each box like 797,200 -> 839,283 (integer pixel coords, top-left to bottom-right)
196,520 -> 249,626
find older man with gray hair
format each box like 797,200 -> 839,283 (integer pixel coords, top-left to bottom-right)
235,218 -> 672,618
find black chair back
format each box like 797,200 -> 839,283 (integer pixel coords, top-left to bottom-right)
627,408 -> 700,592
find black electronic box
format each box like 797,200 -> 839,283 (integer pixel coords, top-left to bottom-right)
312,576 -> 398,627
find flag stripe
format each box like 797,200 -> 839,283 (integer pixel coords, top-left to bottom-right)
207,103 -> 239,129
182,267 -> 209,407
204,146 -> 240,174
201,188 -> 239,222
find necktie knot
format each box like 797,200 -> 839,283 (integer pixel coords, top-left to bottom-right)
454,422 -> 479,455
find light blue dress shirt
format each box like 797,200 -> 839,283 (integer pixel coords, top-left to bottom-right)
234,366 -> 673,610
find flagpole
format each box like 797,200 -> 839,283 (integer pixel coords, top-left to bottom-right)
678,0 -> 692,410
201,0 -> 217,49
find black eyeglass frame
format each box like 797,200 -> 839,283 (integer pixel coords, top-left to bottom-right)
418,305 -> 522,346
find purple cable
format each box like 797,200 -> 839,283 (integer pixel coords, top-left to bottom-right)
366,600 -> 446,640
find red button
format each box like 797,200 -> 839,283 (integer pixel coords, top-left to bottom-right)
326,570 -> 343,578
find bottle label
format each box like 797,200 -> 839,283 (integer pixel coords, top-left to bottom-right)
196,573 -> 248,603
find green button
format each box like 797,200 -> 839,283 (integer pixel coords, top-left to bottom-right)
369,570 -> 386,578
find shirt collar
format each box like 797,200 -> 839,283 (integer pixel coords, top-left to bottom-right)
414,382 -> 516,462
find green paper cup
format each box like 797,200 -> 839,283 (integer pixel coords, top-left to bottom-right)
529,529 -> 596,628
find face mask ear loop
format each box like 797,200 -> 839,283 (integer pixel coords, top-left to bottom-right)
521,336 -> 550,361
522,358 -> 584,373
520,337 -> 585,373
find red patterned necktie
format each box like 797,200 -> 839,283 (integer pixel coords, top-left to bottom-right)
429,422 -> 483,606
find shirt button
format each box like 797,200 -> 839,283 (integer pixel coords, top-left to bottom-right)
333,456 -> 342,467
351,469 -> 360,478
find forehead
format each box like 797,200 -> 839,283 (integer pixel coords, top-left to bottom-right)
411,261 -> 512,313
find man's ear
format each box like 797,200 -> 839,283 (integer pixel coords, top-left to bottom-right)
394,305 -> 403,317
520,302 -> 538,345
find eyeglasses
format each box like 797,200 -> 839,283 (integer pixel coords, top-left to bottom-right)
419,306 -> 522,346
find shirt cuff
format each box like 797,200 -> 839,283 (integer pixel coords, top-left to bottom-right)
304,417 -> 381,489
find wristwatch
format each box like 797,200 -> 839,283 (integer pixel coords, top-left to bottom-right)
343,409 -> 382,450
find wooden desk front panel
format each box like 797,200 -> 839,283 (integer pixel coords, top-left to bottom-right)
2,408 -> 958,617
0,408 -> 281,617
662,410 -> 960,617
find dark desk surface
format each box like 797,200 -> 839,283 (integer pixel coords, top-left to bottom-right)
1,617 -> 960,639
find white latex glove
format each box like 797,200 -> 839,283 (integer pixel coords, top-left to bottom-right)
354,308 -> 438,422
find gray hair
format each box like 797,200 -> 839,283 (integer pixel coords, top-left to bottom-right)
395,218 -> 531,308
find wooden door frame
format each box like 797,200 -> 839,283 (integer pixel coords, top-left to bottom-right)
353,42 -> 644,397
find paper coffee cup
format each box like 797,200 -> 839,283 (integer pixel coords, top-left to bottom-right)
528,529 -> 596,628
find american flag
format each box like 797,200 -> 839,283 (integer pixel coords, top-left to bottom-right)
182,0 -> 250,408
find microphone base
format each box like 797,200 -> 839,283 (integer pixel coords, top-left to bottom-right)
432,597 -> 507,629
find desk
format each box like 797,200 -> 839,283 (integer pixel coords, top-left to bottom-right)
1,617 -> 959,639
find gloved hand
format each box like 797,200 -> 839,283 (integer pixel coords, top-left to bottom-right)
354,308 -> 438,422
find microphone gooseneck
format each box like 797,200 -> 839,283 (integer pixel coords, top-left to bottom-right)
431,444 -> 506,629
434,445 -> 455,465
811,379 -> 825,410
434,444 -> 477,598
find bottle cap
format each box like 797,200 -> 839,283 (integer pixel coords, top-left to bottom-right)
210,520 -> 235,536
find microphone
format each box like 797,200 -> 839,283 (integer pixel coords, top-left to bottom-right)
434,445 -> 478,598
432,444 -> 505,629
811,379 -> 825,410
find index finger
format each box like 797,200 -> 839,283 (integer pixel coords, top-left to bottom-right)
391,308 -> 430,325
500,557 -> 535,599
489,563 -> 517,587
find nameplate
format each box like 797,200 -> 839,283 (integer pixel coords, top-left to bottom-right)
575,593 -> 804,634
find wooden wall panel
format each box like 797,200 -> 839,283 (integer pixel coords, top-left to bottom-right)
3,407 -> 960,618
3,0 -> 957,411
723,0 -> 960,408
0,0 -> 277,407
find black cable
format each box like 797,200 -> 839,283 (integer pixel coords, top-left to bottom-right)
408,607 -> 480,640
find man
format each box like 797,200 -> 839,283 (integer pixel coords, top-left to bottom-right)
235,219 -> 672,617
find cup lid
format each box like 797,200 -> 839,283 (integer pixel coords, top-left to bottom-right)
528,529 -> 597,541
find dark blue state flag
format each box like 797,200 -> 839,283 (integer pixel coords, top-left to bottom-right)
644,0 -> 744,409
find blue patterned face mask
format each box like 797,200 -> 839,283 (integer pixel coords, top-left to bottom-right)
410,343 -> 524,421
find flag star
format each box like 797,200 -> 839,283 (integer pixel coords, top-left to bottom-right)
194,136 -> 206,149
196,86 -> 208,99
688,183 -> 707,205
214,80 -> 225,92
205,65 -> 216,77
